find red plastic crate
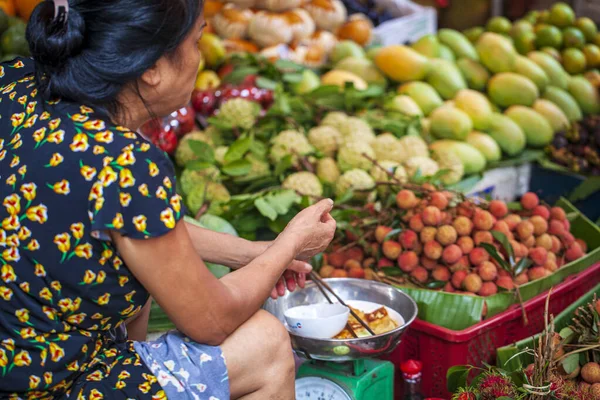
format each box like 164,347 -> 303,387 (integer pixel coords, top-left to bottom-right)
384,262 -> 600,399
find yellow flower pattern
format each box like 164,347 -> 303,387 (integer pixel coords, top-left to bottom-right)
0,59 -> 183,399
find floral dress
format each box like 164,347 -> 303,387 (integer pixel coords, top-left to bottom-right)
0,58 -> 228,400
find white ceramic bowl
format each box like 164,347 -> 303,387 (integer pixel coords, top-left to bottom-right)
284,303 -> 349,339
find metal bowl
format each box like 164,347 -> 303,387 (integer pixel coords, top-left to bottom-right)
264,278 -> 418,362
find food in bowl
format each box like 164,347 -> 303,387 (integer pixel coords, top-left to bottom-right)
284,303 -> 349,339
334,300 -> 404,339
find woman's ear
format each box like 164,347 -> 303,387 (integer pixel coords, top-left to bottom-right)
140,62 -> 162,88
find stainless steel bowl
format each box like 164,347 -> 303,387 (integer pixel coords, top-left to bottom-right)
264,278 -> 418,362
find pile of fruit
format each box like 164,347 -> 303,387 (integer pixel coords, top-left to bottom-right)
546,115 -> 600,176
202,0 -> 375,66
466,2 -> 600,74
319,189 -> 588,299
0,6 -> 32,61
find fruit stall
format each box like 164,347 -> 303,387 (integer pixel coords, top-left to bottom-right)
126,0 -> 600,398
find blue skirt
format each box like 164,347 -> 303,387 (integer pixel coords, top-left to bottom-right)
134,331 -> 230,400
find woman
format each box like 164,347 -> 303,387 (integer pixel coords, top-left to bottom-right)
0,0 -> 336,399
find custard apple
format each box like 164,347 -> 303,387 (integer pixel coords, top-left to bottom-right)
282,172 -> 323,197
308,126 -> 342,157
398,135 -> 429,159
175,131 -> 214,167
335,169 -> 376,199
431,150 -> 464,185
204,125 -> 225,146
270,130 -> 314,166
234,154 -> 271,183
186,182 -> 231,216
369,161 -> 399,184
338,117 -> 375,144
217,98 -> 261,130
321,111 -> 349,132
180,167 -> 220,196
371,133 -> 407,163
404,156 -> 439,178
317,157 -> 341,184
337,141 -> 375,172
215,146 -> 229,165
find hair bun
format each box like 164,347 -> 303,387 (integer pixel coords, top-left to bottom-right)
26,1 -> 85,69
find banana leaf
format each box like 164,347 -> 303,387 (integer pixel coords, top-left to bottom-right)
391,198 -> 600,331
496,283 -> 600,372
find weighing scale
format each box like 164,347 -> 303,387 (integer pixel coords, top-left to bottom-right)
263,278 -> 418,400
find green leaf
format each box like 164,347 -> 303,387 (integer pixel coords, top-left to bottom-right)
446,366 -> 470,393
559,327 -> 575,342
188,140 -> 215,163
274,59 -> 304,72
491,231 -> 515,264
426,281 -> 446,289
480,243 -> 511,273
249,140 -> 267,157
221,67 -> 259,85
222,159 -> 252,176
384,228 -> 402,241
256,76 -> 278,90
308,85 -> 341,98
568,176 -> 600,203
311,253 -> 324,270
335,190 -> 354,204
206,117 -> 234,131
224,137 -> 253,163
383,268 -> 403,277
282,73 -> 304,83
265,190 -> 301,215
487,149 -> 544,169
561,353 -> 580,374
514,257 -> 532,277
254,198 -> 278,221
185,161 -> 214,171
275,155 -> 294,176
352,85 -> 385,98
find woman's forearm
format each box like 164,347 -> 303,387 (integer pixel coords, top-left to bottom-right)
185,220 -> 270,269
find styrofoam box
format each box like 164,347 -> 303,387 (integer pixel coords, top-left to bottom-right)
466,163 -> 533,202
373,0 -> 438,46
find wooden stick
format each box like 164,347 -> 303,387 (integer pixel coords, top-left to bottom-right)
310,274 -> 358,338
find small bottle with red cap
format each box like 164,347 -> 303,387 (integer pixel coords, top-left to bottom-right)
400,359 -> 424,400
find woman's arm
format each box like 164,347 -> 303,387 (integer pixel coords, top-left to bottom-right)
113,200 -> 335,346
184,221 -> 270,270
125,298 -> 152,341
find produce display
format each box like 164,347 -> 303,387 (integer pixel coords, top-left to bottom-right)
0,4 -> 36,62
450,295 -> 600,399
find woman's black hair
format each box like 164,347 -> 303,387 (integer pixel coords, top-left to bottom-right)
26,0 -> 202,116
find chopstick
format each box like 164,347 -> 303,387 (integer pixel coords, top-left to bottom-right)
310,271 -> 376,336
311,274 -> 358,339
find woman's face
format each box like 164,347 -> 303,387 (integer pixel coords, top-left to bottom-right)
143,15 -> 205,117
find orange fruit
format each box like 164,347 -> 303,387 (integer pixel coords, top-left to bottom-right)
0,0 -> 16,17
14,0 -> 40,21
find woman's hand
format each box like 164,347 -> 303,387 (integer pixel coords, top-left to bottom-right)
278,199 -> 337,261
270,260 -> 312,299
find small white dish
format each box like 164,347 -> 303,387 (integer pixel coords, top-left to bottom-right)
284,303 -> 349,339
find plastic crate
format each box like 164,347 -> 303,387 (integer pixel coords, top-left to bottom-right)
384,262 -> 600,399
373,0 -> 437,46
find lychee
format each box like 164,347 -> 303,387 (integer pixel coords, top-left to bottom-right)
590,383 -> 600,397
514,272 -> 529,285
463,273 -> 483,293
478,261 -> 498,281
449,256 -> 470,272
529,247 -> 548,266
331,269 -> 349,278
375,225 -> 393,243
364,268 -> 376,280
520,192 -> 539,210
489,200 -> 508,219
453,216 -> 474,237
348,267 -> 366,279
379,258 -> 397,271
319,265 -> 335,278
535,234 -> 552,251
344,259 -> 362,270
550,206 -> 566,221
398,251 -> 419,272
432,266 -> 451,282
457,201 -> 475,218
413,241 -> 423,256
457,236 -> 474,255
503,214 -> 522,231
516,220 -> 534,240
436,225 -> 458,246
565,242 -> 584,262
469,247 -> 490,266
528,266 -> 550,281
421,256 -> 438,270
410,267 -> 429,284
561,232 -> 575,246
451,270 -> 468,289
442,244 -> 462,265
396,190 -> 419,209
362,258 -> 375,269
409,215 -> 424,233
429,192 -> 449,210
478,282 -> 498,296
422,206 -> 442,226
329,251 -> 349,268
441,211 -> 453,225
550,235 -> 562,253
473,231 -> 494,245
563,219 -> 570,232
530,216 -> 548,236
532,205 -> 551,220
420,227 -> 437,243
473,209 -> 494,231
423,241 -> 443,260
549,219 -> 565,236
492,220 -> 512,237
510,240 -> 525,257
543,260 -> 557,272
399,230 -> 418,250
444,282 -> 455,293
523,235 -> 536,249
581,362 -> 600,384
367,242 -> 380,257
382,241 -> 402,260
496,276 -> 514,290
575,238 -> 588,253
